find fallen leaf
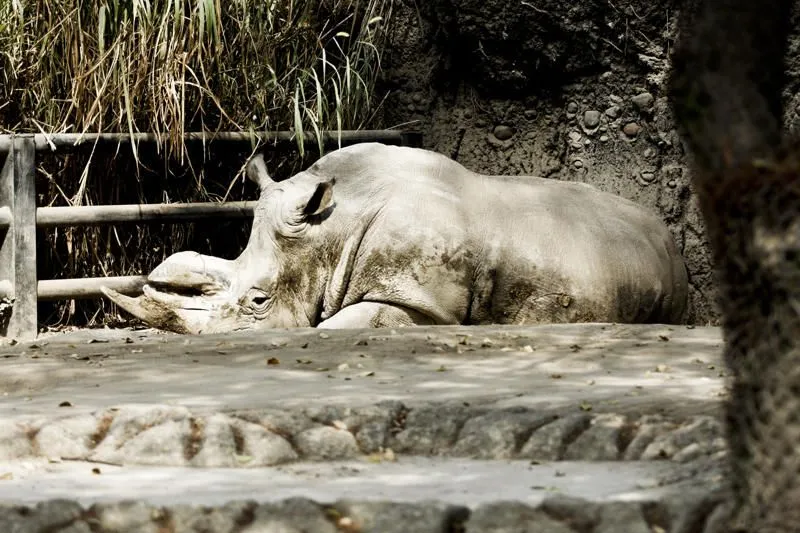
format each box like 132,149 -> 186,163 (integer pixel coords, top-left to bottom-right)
59,401 -> 73,407
658,335 -> 670,342
569,344 -> 581,352
436,365 -> 447,372
266,357 -> 280,365
550,374 -> 563,379
579,401 -> 593,412
301,342 -> 309,349
91,467 -> 101,475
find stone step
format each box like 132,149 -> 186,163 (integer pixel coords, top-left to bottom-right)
0,457 -> 724,532
1,401 -> 725,467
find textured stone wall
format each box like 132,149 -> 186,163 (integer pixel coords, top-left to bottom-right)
378,0 -> 719,323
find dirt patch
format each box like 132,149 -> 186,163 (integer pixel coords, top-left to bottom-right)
89,411 -> 116,448
184,417 -> 204,461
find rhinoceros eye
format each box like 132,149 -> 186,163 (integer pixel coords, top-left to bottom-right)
246,288 -> 272,316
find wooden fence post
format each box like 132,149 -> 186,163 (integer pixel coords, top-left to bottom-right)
0,135 -> 38,340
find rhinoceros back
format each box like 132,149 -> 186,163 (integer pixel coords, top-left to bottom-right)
306,143 -> 687,325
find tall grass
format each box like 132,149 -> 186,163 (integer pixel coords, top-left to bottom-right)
0,0 -> 395,328
1,0 -> 392,155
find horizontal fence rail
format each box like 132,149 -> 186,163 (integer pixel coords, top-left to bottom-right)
0,130 -> 421,154
37,276 -> 147,302
37,201 -> 258,227
0,129 -> 423,339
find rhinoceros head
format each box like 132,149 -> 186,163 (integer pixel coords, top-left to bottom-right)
101,154 -> 336,334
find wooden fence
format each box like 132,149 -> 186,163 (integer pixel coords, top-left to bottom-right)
0,130 -> 422,340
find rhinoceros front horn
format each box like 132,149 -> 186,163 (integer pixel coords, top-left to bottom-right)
100,251 -> 236,334
101,286 -> 192,334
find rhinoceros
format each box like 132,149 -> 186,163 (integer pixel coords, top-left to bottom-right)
102,143 -> 688,333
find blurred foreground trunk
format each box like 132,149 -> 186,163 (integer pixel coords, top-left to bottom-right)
670,0 -> 800,530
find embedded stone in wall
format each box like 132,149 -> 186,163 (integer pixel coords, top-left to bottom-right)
631,92 -> 655,111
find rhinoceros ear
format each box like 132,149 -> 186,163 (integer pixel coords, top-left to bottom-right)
301,179 -> 335,217
246,153 -> 275,191
280,179 -> 335,235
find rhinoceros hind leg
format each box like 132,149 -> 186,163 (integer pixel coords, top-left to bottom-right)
317,302 -> 436,329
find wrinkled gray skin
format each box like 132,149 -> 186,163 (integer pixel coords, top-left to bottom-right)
102,143 -> 688,333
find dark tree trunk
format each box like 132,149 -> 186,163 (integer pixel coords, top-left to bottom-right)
670,0 -> 800,531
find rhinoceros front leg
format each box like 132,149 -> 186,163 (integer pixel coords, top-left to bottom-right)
317,302 -> 436,329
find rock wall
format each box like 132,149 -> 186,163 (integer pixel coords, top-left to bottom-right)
379,0 -> 717,323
